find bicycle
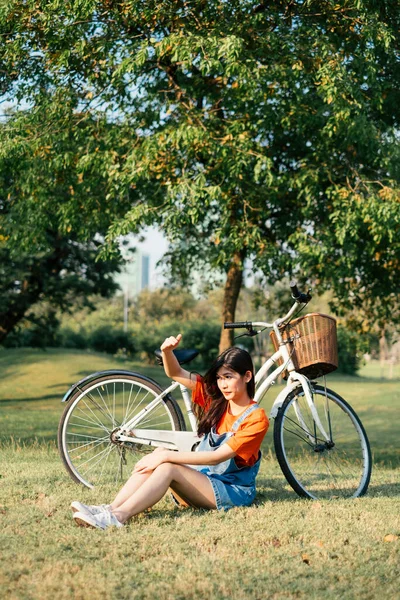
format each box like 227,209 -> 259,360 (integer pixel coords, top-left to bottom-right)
58,281 -> 372,500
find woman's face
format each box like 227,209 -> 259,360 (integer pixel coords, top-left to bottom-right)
216,366 -> 252,402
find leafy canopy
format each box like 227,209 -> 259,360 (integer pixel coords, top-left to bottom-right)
1,0 -> 399,329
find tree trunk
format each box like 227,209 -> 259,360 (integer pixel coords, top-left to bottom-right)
218,250 -> 245,354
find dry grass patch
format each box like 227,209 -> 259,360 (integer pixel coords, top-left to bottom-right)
0,445 -> 399,600
0,350 -> 399,598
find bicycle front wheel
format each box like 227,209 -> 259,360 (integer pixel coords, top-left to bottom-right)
274,384 -> 372,500
58,372 -> 185,489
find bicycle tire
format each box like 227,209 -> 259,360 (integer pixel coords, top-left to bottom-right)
58,372 -> 185,489
273,384 -> 372,500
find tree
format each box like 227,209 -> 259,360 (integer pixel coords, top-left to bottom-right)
0,105 -> 125,342
0,238 -> 121,344
1,1 -> 399,350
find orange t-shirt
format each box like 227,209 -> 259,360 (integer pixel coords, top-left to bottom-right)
192,375 -> 269,467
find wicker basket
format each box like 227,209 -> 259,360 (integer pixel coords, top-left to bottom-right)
269,313 -> 338,379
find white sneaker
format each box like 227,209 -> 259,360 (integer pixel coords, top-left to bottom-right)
70,501 -> 111,516
73,510 -> 124,530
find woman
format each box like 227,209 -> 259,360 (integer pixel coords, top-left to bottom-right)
72,334 -> 269,529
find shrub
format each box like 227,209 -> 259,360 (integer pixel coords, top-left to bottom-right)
336,327 -> 364,375
130,320 -> 221,369
88,327 -> 136,356
60,328 -> 88,350
3,314 -> 61,349
130,325 -> 169,364
180,321 -> 221,368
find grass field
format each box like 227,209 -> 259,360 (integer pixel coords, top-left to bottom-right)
0,348 -> 399,599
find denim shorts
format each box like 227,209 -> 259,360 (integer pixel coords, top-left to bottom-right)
201,470 -> 257,511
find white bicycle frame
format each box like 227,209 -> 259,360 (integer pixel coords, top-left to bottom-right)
114,300 -> 331,452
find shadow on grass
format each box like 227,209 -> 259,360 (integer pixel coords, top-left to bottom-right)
0,395 -> 63,404
367,482 -> 400,497
255,483 -> 297,503
254,475 -> 400,501
76,370 -> 108,377
0,348 -> 58,379
48,382 -> 77,389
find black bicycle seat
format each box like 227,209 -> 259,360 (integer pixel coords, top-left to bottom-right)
154,348 -> 199,366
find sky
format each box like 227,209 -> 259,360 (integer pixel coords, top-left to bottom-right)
135,226 -> 168,264
116,227 -> 169,293
135,226 -> 168,284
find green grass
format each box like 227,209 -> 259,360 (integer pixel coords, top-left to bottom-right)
0,348 -> 399,599
0,348 -> 171,445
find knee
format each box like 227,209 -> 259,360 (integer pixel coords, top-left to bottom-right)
154,462 -> 176,479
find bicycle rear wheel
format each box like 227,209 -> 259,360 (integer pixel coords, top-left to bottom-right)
273,384 -> 372,499
58,372 -> 185,489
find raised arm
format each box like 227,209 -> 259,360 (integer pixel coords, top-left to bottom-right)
160,334 -> 197,390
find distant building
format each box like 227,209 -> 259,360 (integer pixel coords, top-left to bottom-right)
141,254 -> 150,289
115,251 -> 151,297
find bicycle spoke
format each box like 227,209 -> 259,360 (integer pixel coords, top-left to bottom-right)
65,431 -> 107,440
122,384 -> 141,426
95,386 -> 116,424
64,422 -> 106,432
60,375 -> 181,488
72,408 -> 109,431
136,415 -> 173,429
326,449 -> 363,481
79,386 -> 114,425
276,386 -> 371,499
112,382 -> 116,428
67,436 -> 109,458
67,435 -> 109,453
282,414 -> 326,445
123,389 -> 153,425
76,444 -> 113,473
98,444 -> 117,481
79,399 -> 112,434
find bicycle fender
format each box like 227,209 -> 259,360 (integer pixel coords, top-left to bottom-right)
269,381 -> 304,419
61,370 -> 164,403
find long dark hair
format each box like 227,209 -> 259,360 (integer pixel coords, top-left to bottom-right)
195,347 -> 255,437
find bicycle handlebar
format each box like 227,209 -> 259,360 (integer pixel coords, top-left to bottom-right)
224,281 -> 312,331
290,280 -> 300,299
290,279 -> 312,304
223,321 -> 254,329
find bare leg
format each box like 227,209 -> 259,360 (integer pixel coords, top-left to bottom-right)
110,471 -> 152,510
110,448 -> 166,510
112,463 -> 216,523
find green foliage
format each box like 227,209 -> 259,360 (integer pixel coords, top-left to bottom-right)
3,308 -> 61,349
0,236 -> 122,343
88,326 -> 136,356
2,285 -> 376,374
336,326 -> 365,375
0,105 -> 125,342
54,287 -> 222,365
131,288 -> 198,325
178,321 -> 221,368
59,327 -> 88,350
59,296 -> 125,335
128,319 -> 221,369
0,0 -> 399,338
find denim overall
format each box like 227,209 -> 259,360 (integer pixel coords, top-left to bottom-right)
193,404 -> 262,511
